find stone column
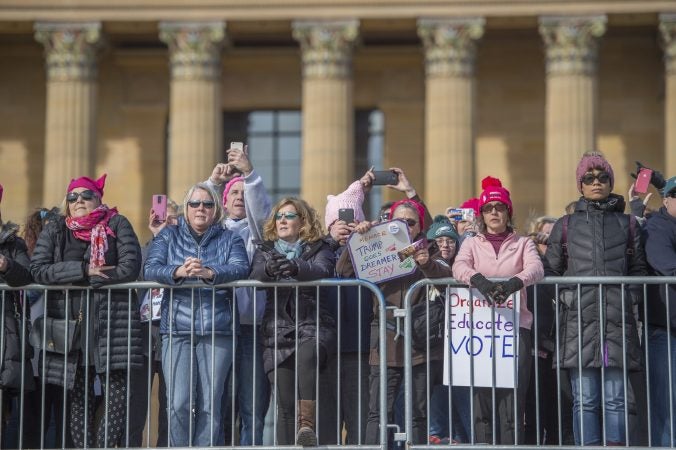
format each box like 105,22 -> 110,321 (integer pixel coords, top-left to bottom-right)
293,20 -> 359,217
34,22 -> 102,206
539,15 -> 606,215
159,22 -> 225,202
418,18 -> 484,213
660,14 -> 676,178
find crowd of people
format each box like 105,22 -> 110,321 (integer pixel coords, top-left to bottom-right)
0,147 -> 674,449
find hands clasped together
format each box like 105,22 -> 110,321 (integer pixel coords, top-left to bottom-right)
470,273 -> 524,306
175,257 -> 214,280
265,252 -> 299,278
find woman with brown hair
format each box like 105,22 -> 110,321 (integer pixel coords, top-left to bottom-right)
250,197 -> 336,446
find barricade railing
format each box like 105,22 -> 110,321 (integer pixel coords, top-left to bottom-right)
0,279 -> 388,450
402,276 -> 676,450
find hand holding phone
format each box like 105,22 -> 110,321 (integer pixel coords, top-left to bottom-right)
152,194 -> 168,222
372,170 -> 398,186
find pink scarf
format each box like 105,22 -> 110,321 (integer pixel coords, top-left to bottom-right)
65,205 -> 118,268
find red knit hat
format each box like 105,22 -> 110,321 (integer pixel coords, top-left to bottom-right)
478,176 -> 513,216
575,151 -> 614,193
390,198 -> 425,230
67,174 -> 106,198
460,197 -> 480,215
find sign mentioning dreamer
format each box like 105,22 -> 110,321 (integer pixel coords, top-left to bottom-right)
443,288 -> 520,389
347,219 -> 415,284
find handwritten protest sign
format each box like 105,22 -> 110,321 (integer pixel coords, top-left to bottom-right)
443,287 -> 520,388
347,219 -> 414,284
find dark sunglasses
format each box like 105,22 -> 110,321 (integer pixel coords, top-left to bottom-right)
275,212 -> 300,220
66,190 -> 97,203
668,191 -> 676,198
402,218 -> 418,227
481,203 -> 508,214
187,200 -> 215,209
581,172 -> 611,185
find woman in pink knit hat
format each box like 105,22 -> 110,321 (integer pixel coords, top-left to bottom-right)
453,176 -> 544,445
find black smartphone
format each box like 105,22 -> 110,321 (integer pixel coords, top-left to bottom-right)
338,208 -> 355,224
372,170 -> 398,186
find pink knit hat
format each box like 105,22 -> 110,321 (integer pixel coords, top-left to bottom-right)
390,198 -> 426,230
324,180 -> 366,228
67,174 -> 106,198
576,151 -> 614,193
460,197 -> 480,215
478,176 -> 513,216
222,176 -> 245,206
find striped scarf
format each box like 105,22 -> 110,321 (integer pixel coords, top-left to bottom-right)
65,205 -> 118,268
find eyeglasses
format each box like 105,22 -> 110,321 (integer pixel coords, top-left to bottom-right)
275,212 -> 300,221
187,200 -> 215,209
668,191 -> 676,198
481,203 -> 508,214
435,237 -> 456,246
66,190 -> 97,203
581,172 -> 611,185
402,218 -> 418,227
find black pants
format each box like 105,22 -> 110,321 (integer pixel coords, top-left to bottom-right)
473,328 -> 532,445
270,341 -> 327,445
69,366 -> 127,448
126,355 -> 167,447
365,360 -> 443,445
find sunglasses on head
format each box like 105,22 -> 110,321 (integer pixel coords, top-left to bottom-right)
66,190 -> 97,203
187,200 -> 215,209
481,203 -> 508,214
275,212 -> 300,220
581,172 -> 611,185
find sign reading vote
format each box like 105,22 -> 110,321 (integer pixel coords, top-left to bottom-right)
347,219 -> 415,284
442,288 -> 520,389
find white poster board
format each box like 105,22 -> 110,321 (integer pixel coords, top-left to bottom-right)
140,287 -> 163,322
346,219 -> 414,284
442,287 -> 520,388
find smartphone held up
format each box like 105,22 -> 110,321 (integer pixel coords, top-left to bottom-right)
372,170 -> 398,186
152,194 -> 168,222
634,167 -> 653,194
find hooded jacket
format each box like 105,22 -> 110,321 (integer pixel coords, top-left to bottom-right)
644,206 -> 676,331
545,194 -> 647,370
143,215 -> 249,336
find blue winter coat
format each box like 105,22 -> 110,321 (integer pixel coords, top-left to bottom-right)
644,206 -> 676,331
143,216 -> 249,336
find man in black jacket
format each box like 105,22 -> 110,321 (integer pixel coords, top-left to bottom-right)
644,176 -> 676,447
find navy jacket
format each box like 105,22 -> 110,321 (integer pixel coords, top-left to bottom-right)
144,216 -> 249,336
644,207 -> 676,331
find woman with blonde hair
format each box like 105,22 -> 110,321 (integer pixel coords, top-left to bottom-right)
250,197 -> 336,446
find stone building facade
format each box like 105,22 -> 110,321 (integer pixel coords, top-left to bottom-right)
0,1 -> 674,240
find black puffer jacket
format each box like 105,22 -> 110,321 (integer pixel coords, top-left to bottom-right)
545,194 -> 647,371
250,239 -> 336,375
30,214 -> 143,388
0,222 -> 34,391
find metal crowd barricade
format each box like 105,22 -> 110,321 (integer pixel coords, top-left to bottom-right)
0,279 -> 388,450
402,276 -> 676,450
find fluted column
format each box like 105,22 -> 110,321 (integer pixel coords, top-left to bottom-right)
293,20 -> 359,217
34,22 -> 102,206
159,22 -> 225,202
418,18 -> 484,213
660,14 -> 676,177
539,15 -> 606,215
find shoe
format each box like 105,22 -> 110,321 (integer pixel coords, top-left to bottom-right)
296,400 -> 317,446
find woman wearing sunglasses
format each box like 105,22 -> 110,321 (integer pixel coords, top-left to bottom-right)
30,174 -> 143,448
453,176 -> 544,445
143,182 -> 249,447
545,151 -> 647,446
250,197 -> 335,446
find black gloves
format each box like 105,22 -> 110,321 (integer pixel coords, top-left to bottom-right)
278,259 -> 299,278
492,276 -> 524,305
265,252 -> 287,277
631,161 -> 666,190
470,274 -> 523,305
470,273 -> 498,303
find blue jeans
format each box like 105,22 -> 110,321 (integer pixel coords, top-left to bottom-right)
162,334 -> 233,447
648,326 -> 676,447
569,367 -> 626,445
236,324 -> 270,445
428,385 -> 471,443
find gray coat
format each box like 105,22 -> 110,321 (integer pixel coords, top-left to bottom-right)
545,194 -> 647,371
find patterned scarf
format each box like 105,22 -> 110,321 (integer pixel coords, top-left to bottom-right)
65,205 -> 118,268
274,239 -> 304,260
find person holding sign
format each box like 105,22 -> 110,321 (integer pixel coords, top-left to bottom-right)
337,197 -> 452,445
250,197 -> 336,446
452,176 -> 544,445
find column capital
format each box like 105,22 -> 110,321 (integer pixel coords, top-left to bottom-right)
417,17 -> 485,77
660,13 -> 676,75
159,21 -> 226,81
539,15 -> 607,76
34,22 -> 102,81
292,20 -> 359,79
